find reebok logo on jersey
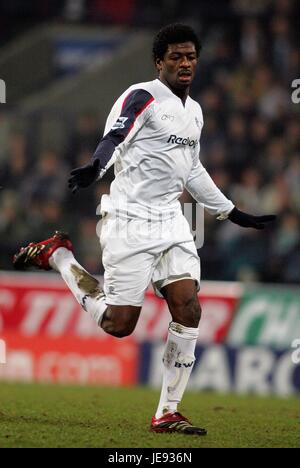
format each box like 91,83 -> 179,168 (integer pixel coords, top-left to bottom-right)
112,116 -> 128,130
167,134 -> 198,148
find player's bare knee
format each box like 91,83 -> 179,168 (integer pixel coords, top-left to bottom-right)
170,296 -> 201,328
102,321 -> 135,338
100,306 -> 138,338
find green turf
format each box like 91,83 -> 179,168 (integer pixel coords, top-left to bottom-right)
0,382 -> 299,448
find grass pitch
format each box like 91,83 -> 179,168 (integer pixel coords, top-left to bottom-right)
0,382 -> 299,448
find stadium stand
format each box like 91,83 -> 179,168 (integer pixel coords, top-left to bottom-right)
0,0 -> 299,283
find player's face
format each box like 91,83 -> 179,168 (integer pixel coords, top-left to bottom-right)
156,42 -> 198,90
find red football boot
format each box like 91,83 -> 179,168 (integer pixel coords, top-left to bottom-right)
150,412 -> 207,435
13,231 -> 73,271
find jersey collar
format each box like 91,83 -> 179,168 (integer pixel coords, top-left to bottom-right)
155,78 -> 191,108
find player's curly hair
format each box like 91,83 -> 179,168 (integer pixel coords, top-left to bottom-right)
152,23 -> 201,63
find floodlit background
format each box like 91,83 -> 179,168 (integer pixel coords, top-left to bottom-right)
0,0 -> 299,447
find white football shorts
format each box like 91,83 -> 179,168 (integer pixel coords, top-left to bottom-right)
99,211 -> 201,306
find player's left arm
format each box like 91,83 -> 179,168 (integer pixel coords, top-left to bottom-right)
185,159 -> 276,229
68,89 -> 154,193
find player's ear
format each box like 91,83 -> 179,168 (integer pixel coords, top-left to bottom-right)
155,58 -> 162,72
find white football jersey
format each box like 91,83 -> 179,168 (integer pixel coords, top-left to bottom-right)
95,78 -> 234,219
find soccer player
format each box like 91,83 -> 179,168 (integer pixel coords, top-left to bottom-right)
13,24 -> 276,435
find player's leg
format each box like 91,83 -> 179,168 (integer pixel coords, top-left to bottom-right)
153,279 -> 203,416
151,279 -> 206,434
162,277 -> 201,327
13,230 -> 146,338
151,237 -> 206,434
49,244 -> 142,336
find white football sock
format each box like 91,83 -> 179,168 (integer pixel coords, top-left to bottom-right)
49,247 -> 107,326
155,321 -> 199,419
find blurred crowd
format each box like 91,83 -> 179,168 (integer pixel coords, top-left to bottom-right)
188,1 -> 300,283
0,0 -> 299,283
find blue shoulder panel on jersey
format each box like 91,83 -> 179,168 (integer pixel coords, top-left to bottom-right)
93,89 -> 154,168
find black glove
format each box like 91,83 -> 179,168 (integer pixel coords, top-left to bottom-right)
68,159 -> 101,194
228,207 -> 277,229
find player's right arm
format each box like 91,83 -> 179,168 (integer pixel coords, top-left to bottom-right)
186,158 -> 276,229
68,89 -> 154,193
